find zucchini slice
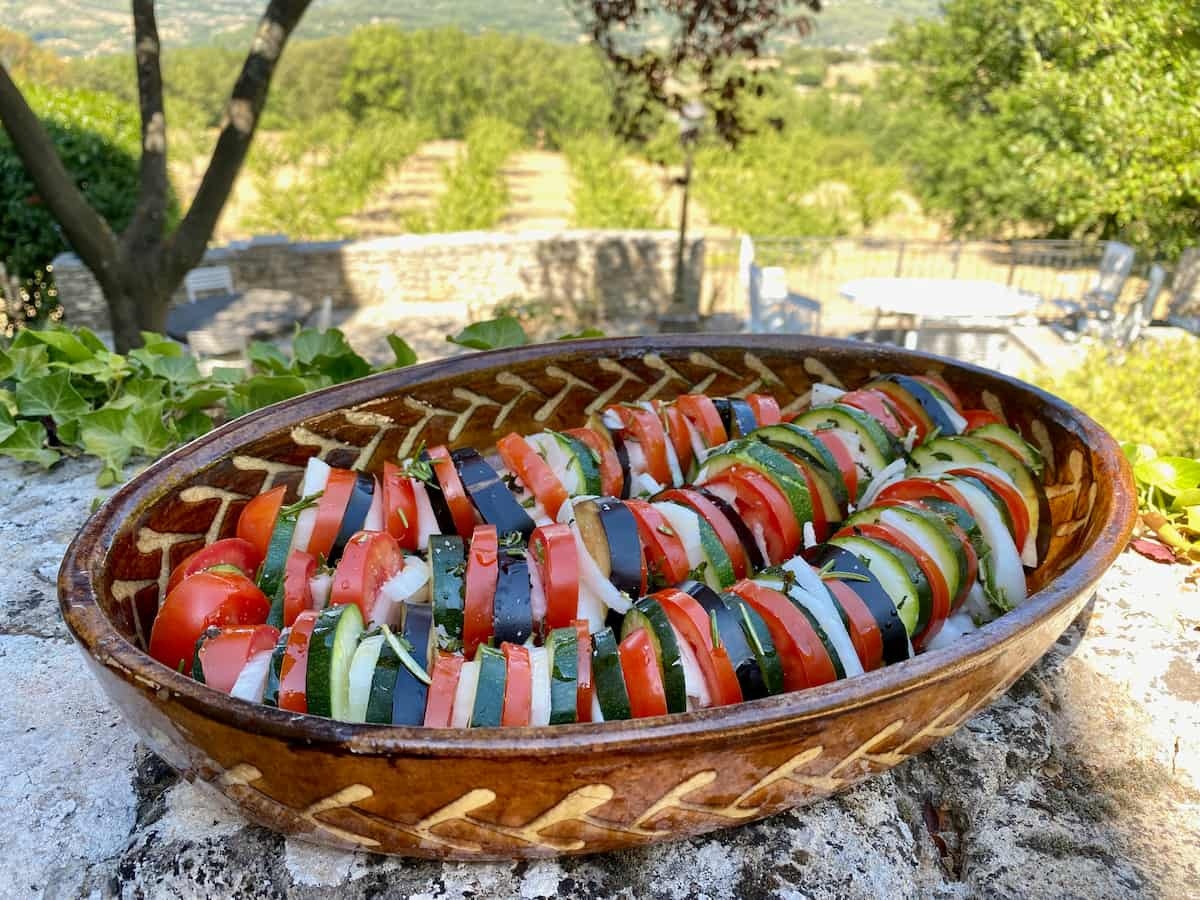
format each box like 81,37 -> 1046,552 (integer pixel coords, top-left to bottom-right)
591,627 -> 632,721
307,603 -> 365,719
753,423 -> 850,511
807,544 -> 911,665
620,597 -> 687,714
828,534 -> 929,637
545,626 -> 579,725
260,626 -> 291,707
429,534 -> 466,652
385,601 -> 433,725
470,645 -> 507,728
719,592 -> 785,695
793,404 -> 899,495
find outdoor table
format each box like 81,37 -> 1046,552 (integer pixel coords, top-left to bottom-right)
840,277 -> 1040,349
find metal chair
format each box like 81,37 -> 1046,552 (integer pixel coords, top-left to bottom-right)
1052,241 -> 1135,336
1164,247 -> 1200,335
741,236 -> 821,334
183,265 -> 235,302
1113,263 -> 1167,347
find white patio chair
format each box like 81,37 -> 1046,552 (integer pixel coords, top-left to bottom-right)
741,237 -> 821,335
1052,241 -> 1135,336
183,265 -> 235,302
1113,263 -> 1167,347
1164,247 -> 1200,335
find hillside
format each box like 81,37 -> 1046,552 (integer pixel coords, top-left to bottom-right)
0,0 -> 937,58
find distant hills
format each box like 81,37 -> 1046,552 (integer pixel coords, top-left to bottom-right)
0,0 -> 938,59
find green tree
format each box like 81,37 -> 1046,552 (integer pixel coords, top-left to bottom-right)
882,0 -> 1200,256
565,135 -> 661,229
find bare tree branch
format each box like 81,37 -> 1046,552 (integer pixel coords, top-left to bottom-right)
167,0 -> 312,277
0,64 -> 121,287
125,0 -> 169,255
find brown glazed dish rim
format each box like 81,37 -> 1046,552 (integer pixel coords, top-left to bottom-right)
59,334 -> 1136,759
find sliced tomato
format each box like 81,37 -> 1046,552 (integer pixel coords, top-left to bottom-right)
463,524 -> 499,658
236,485 -> 286,560
838,389 -> 905,438
427,445 -> 478,538
876,476 -> 972,510
306,468 -> 357,561
823,578 -> 884,672
836,521 -> 950,648
500,642 -> 532,727
674,395 -> 728,448
703,465 -> 802,564
653,589 -> 742,706
655,400 -> 695,474
282,550 -> 318,628
962,408 -> 1004,430
197,624 -> 280,693
727,581 -> 837,691
813,430 -> 858,499
656,487 -> 749,579
149,570 -> 271,673
625,499 -> 691,586
381,461 -> 420,550
565,427 -> 623,497
745,394 -> 782,427
497,432 -> 569,520
948,466 -> 1030,552
618,627 -> 668,718
277,609 -> 318,713
423,652 -> 465,727
910,374 -> 962,411
168,538 -> 262,595
871,382 -> 932,440
330,530 -> 403,624
530,523 -> 579,631
573,619 -> 593,723
872,498 -> 978,611
779,452 -> 829,543
609,405 -> 672,485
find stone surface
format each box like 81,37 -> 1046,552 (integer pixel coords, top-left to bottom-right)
3,454 -> 1199,898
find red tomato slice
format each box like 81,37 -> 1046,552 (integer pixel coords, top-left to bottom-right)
674,395 -> 728,448
330,530 -> 403,624
198,624 -> 280,693
836,521 -> 950,648
656,488 -> 749,579
167,538 -> 262,595
381,461 -> 420,550
149,571 -> 271,673
500,642 -> 532,727
618,627 -> 668,718
428,446 -> 478,538
463,525 -> 498,658
876,477 -> 970,509
424,652 -> 465,727
307,468 -> 357,561
778,451 -> 829,543
823,577 -> 885,672
727,581 -> 837,691
655,400 -> 696,474
962,409 -> 1004,430
530,523 -> 579,631
573,619 -> 593,722
947,467 -> 1030,552
564,427 -> 623,497
746,394 -> 782,427
838,389 -> 905,438
236,485 -> 285,560
813,430 -> 858,499
910,374 -> 962,411
497,432 -> 569,519
278,610 -> 318,713
609,405 -> 672,485
703,466 -> 801,565
871,383 -> 932,439
282,550 -> 318,628
625,499 -> 691,586
653,589 -> 742,706
871,498 -> 978,611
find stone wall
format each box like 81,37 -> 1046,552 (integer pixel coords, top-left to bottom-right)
52,230 -> 705,333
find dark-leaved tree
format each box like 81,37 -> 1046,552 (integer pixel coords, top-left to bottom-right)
0,1 -> 312,351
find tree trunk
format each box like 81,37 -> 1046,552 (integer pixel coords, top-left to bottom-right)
105,256 -> 172,351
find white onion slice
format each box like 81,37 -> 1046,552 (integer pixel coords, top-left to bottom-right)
654,502 -> 704,571
923,609 -> 980,652
412,480 -> 438,551
451,661 -> 479,729
858,458 -> 907,508
810,383 -> 846,407
363,479 -> 384,532
529,646 -> 552,726
301,456 -> 332,496
672,623 -> 712,711
230,649 -> 272,703
308,572 -> 332,610
346,634 -> 385,722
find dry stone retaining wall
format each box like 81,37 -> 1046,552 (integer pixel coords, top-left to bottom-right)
52,230 -> 705,333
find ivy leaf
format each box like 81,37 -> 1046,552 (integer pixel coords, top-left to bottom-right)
175,384 -> 232,413
59,350 -> 131,383
15,371 -> 90,424
227,374 -> 311,418
291,328 -> 371,382
385,335 -> 418,368
447,315 -> 529,351
0,406 -> 16,444
176,410 -> 214,443
1121,442 -> 1157,467
11,327 -> 96,363
126,402 -> 176,457
211,366 -> 248,384
73,327 -> 108,354
131,351 -> 202,386
0,345 -> 50,382
137,333 -> 183,357
108,378 -> 165,410
0,388 -> 18,417
76,407 -> 133,485
1134,457 -> 1200,496
247,341 -> 291,375
0,420 -> 59,468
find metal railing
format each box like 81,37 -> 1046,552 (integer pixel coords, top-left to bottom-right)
699,236 -> 1149,332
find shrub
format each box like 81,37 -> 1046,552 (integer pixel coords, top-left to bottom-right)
564,135 -> 661,230
409,117 -> 522,233
1035,338 -> 1200,458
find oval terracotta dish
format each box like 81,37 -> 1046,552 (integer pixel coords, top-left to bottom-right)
59,335 -> 1135,860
